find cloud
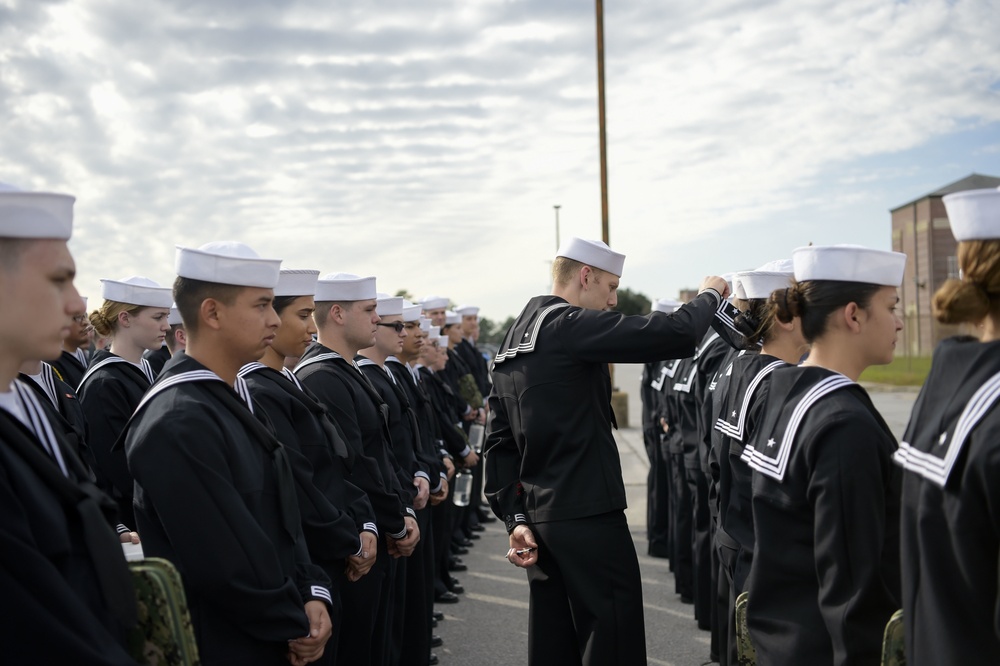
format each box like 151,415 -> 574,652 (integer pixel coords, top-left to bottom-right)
1,0 -> 999,319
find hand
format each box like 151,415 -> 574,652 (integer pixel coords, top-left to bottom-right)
699,276 -> 730,301
475,408 -> 486,425
506,525 -> 538,569
345,531 -> 378,581
387,516 -> 420,558
442,457 -> 456,480
287,600 -> 331,665
659,417 -> 670,434
462,450 -> 479,468
413,477 -> 430,511
429,478 -> 449,506
119,531 -> 140,544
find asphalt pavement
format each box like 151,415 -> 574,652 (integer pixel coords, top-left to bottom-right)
434,364 -> 918,665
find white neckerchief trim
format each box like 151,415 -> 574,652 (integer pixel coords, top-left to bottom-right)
650,359 -> 682,391
133,369 -> 254,415
715,360 -> 785,442
894,369 -> 1000,487
73,348 -> 88,366
672,362 -> 698,394
26,363 -> 61,409
493,302 -> 571,365
11,380 -> 69,477
77,354 -> 153,393
693,331 -> 721,361
743,373 -> 855,482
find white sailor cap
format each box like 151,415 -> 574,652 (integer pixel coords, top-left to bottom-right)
401,300 -> 423,322
100,276 -> 173,308
421,295 -> 450,310
167,303 -> 183,326
0,182 -> 75,240
437,336 -> 450,348
556,237 -> 625,277
652,298 -> 684,314
376,293 -> 404,317
427,325 -> 441,338
732,275 -> 748,300
176,241 -> 281,288
735,259 -> 794,300
315,273 -> 377,302
455,305 -> 480,317
419,318 -> 432,333
275,269 -> 320,297
444,311 -> 461,326
942,188 -> 1000,241
793,245 -> 906,287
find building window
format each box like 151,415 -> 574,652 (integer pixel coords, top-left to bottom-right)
947,256 -> 960,279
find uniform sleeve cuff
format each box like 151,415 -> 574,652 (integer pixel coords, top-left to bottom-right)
404,507 -> 417,518
504,513 -> 529,534
431,478 -> 444,494
362,522 -> 378,537
389,525 -> 408,540
308,585 -> 333,607
116,523 -> 131,535
414,471 -> 431,482
698,287 -> 722,306
459,445 -> 471,458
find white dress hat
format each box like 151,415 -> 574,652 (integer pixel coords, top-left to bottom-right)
0,181 -> 74,240
176,241 -> 281,288
100,276 -> 174,308
556,237 -> 625,277
275,269 -> 320,297
315,273 -> 377,302
792,245 -> 906,287
942,188 -> 1000,241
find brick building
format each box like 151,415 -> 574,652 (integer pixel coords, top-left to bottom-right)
891,173 -> 1000,356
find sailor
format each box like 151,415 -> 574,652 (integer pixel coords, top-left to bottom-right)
743,244 -> 905,665
77,275 -> 172,529
0,181 -> 137,663
484,236 -> 728,665
142,303 -> 183,376
238,269 -> 379,665
295,272 -> 420,666
50,295 -> 91,388
709,261 -> 805,666
123,241 -> 334,665
896,187 -> 1000,664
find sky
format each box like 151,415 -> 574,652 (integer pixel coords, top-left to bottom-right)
2,0 -> 999,322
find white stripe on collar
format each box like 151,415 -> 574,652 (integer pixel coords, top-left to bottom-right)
12,381 -> 69,477
742,373 -> 855,482
894,370 -> 1000,487
493,303 -> 571,365
715,360 -> 785,442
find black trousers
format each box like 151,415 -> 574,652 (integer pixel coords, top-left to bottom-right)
336,537 -> 391,666
686,466 -> 712,630
645,429 -> 672,557
399,507 -> 433,666
527,511 -> 646,666
670,452 -> 693,597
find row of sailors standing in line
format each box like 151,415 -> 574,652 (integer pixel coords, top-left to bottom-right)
0,180 -> 496,666
641,186 -> 1000,665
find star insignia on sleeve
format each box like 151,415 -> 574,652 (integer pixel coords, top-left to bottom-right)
766,438 -> 776,448
938,433 -> 948,446
731,410 -> 737,418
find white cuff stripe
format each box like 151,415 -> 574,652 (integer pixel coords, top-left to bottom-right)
310,586 -> 332,604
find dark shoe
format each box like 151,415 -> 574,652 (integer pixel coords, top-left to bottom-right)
467,532 -> 481,540
477,508 -> 496,522
470,523 -> 486,532
432,610 -> 444,621
431,635 -> 443,647
432,618 -> 438,628
680,594 -> 693,604
451,545 -> 469,555
453,537 -> 473,548
435,591 -> 460,604
647,543 -> 671,558
429,654 -> 439,665
449,561 -> 468,572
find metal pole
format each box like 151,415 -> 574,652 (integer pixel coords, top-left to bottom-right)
554,205 -> 561,251
595,0 -> 610,245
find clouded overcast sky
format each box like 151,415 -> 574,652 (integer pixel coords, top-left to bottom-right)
2,0 -> 999,320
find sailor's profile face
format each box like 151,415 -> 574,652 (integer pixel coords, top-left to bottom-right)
579,267 -> 619,312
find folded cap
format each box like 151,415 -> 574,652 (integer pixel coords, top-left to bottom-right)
275,269 -> 320,297
437,336 -> 450,348
176,241 -> 281,288
444,310 -> 461,326
167,303 -> 183,326
100,276 -> 174,308
376,293 -> 403,317
455,305 -> 480,316
315,273 -> 377,302
427,325 -> 440,338
736,259 -> 794,300
793,245 -> 906,287
556,237 -> 625,277
942,188 -> 1000,241
401,300 -> 423,322
420,295 -> 449,310
652,298 -> 684,314
0,182 -> 75,240
419,318 -> 432,333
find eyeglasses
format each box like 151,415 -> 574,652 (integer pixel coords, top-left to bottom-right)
377,321 -> 406,333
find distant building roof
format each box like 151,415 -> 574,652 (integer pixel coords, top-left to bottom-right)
891,173 -> 1000,212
